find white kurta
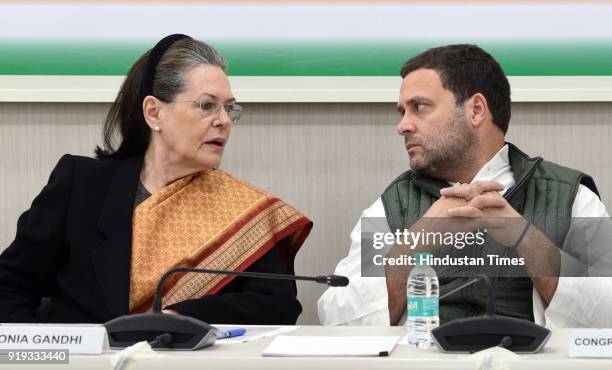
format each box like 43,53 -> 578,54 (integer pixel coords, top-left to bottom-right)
318,145 -> 611,328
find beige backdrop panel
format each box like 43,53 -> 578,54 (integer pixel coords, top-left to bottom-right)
1,102 -> 610,325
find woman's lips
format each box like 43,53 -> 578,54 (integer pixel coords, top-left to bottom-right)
204,137 -> 226,149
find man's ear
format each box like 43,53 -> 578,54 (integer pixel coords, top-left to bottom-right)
466,93 -> 489,128
142,96 -> 163,129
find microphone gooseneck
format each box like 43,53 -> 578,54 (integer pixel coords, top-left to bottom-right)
152,267 -> 349,313
106,267 -> 349,350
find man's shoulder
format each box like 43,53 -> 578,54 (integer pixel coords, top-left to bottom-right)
382,169 -> 415,195
536,158 -> 586,182
361,197 -> 386,218
535,158 -> 599,197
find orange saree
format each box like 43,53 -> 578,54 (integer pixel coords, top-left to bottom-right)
128,169 -> 312,313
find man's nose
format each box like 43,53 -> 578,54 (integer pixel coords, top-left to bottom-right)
397,113 -> 416,136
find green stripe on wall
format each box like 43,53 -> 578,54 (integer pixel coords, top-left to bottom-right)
1,40 -> 612,76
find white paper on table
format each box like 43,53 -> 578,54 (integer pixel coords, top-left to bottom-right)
213,325 -> 300,344
261,336 -> 401,357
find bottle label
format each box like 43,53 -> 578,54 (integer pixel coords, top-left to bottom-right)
407,296 -> 439,317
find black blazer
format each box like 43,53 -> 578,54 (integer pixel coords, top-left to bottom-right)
0,155 -> 302,324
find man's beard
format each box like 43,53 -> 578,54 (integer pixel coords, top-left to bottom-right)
408,107 -> 477,180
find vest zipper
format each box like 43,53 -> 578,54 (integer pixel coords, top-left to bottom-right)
503,157 -> 543,200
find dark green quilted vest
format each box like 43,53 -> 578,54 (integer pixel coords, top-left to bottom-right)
381,143 -> 599,323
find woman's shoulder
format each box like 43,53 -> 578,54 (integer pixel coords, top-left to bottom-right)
210,169 -> 309,217
211,169 -> 277,199
53,154 -> 125,174
50,154 -> 141,186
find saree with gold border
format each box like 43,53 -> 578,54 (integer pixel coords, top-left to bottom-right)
128,168 -> 312,314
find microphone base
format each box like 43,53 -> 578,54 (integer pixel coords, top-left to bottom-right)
431,315 -> 551,353
104,313 -> 220,350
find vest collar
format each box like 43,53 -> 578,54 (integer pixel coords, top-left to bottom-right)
504,142 -> 543,200
411,142 -> 542,200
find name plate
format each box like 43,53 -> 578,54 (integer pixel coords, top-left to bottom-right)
569,329 -> 612,358
0,324 -> 108,354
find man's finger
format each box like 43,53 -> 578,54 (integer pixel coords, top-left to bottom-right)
440,181 -> 505,200
447,206 -> 484,218
472,181 -> 505,194
469,194 -> 507,210
440,183 -> 480,200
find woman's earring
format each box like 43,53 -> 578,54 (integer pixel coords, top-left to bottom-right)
153,126 -> 161,132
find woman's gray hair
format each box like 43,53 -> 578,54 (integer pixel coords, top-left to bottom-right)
153,38 -> 227,102
95,37 -> 227,160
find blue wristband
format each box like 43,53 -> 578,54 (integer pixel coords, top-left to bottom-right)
512,221 -> 531,250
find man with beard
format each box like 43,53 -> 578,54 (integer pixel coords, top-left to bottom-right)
318,44 -> 612,327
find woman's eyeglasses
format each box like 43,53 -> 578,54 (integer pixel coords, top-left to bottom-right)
179,100 -> 242,123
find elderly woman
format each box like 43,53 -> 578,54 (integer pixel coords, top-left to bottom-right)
0,34 -> 311,325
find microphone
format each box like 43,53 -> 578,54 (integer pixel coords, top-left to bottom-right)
104,268 -> 349,350
430,274 -> 551,353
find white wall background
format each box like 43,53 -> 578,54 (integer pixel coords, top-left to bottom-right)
1,102 -> 611,324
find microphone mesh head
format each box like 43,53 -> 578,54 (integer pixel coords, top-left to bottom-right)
329,275 -> 349,287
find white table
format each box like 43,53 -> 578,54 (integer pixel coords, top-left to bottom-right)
2,326 -> 611,370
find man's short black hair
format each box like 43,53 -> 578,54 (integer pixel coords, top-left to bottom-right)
400,44 -> 511,134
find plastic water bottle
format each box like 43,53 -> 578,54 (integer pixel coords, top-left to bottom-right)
406,252 -> 439,349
